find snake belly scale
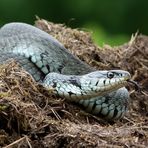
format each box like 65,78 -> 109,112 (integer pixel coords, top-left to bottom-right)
0,23 -> 130,121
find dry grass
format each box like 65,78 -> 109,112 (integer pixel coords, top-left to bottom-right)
0,19 -> 147,147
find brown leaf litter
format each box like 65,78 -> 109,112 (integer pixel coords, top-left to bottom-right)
0,19 -> 147,147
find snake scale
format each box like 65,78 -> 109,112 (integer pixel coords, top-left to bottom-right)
0,23 -> 131,121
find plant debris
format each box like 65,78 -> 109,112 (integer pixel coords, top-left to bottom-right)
0,19 -> 147,147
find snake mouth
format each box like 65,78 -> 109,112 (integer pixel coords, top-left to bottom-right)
127,80 -> 141,91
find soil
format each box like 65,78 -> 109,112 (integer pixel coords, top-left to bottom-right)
0,19 -> 147,148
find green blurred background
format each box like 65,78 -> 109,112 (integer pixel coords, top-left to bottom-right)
0,0 -> 147,46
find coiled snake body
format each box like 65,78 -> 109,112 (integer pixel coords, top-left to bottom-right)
0,23 -> 130,121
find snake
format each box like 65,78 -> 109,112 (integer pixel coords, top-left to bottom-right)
0,22 -> 134,121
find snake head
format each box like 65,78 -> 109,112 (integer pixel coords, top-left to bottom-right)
99,70 -> 140,92
79,70 -> 131,97
43,70 -> 131,100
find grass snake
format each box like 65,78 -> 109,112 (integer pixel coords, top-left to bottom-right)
0,23 -> 133,121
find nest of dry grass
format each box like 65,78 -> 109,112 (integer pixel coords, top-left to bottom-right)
0,19 -> 147,147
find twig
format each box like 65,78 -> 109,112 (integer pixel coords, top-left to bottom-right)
141,91 -> 148,97
4,136 -> 32,148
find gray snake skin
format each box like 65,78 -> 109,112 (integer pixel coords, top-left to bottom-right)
0,23 -> 130,121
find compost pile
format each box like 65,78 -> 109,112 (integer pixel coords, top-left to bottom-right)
0,19 -> 147,147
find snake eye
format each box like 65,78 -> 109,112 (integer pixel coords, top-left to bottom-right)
107,72 -> 114,79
